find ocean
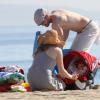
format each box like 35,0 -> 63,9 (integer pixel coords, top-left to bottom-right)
0,26 -> 100,84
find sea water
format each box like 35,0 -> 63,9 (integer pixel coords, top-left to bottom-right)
0,26 -> 100,84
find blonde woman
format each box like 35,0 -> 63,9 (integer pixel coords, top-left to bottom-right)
27,29 -> 78,91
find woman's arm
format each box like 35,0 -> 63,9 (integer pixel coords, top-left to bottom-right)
55,47 -> 78,80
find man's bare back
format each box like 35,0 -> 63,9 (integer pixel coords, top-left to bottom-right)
51,10 -> 90,40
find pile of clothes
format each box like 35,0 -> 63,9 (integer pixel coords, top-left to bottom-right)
0,65 -> 30,92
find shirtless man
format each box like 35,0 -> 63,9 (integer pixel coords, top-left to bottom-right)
34,8 -> 100,52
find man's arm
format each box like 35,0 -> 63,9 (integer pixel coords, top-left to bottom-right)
52,24 -> 69,41
52,23 -> 64,39
63,29 -> 69,41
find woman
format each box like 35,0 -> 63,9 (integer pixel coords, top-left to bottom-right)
27,29 -> 78,91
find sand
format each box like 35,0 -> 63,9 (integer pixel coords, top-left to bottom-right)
0,89 -> 100,100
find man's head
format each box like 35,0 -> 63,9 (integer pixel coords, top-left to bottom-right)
34,8 -> 51,27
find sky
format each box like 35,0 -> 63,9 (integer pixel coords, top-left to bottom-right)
0,0 -> 100,26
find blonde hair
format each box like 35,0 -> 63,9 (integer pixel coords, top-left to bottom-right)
38,29 -> 64,46
34,29 -> 65,56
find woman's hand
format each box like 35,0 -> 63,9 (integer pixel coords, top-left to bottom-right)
71,74 -> 79,80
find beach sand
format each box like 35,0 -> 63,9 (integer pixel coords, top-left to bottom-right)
0,89 -> 100,100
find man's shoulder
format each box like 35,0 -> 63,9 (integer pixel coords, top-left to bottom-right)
51,10 -> 67,21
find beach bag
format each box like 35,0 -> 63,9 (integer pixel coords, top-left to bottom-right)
63,51 -> 99,90
0,65 -> 25,92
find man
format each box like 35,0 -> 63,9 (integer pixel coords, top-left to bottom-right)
34,8 -> 100,52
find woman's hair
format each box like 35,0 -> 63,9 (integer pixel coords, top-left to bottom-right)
38,29 -> 64,47
34,29 -> 65,56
